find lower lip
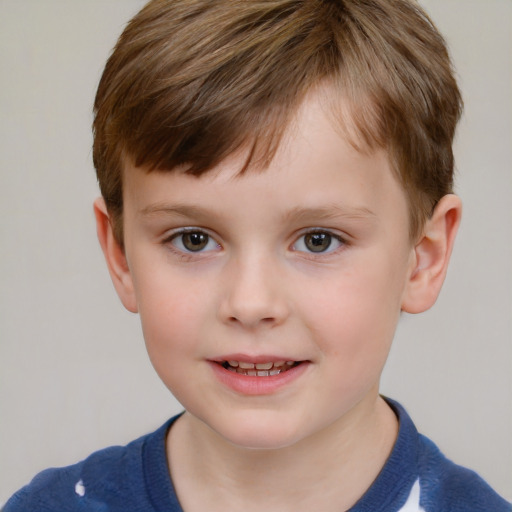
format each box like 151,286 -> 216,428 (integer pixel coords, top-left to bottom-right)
208,361 -> 310,396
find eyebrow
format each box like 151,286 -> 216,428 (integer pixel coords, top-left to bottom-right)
140,203 -> 215,220
140,202 -> 376,224
282,204 -> 377,224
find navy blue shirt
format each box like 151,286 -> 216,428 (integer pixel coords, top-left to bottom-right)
4,399 -> 510,511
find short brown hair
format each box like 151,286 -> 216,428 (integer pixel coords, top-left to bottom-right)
93,0 -> 462,243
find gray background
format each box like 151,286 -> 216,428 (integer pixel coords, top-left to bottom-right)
1,0 -> 511,504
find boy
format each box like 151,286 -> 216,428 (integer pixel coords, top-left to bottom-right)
4,0 -> 510,510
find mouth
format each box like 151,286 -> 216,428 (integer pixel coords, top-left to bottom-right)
220,360 -> 300,377
210,357 -> 309,395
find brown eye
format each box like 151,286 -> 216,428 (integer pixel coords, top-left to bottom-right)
304,232 -> 333,252
169,229 -> 220,254
181,232 -> 209,251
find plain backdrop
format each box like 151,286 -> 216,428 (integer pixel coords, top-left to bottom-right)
1,0 -> 511,505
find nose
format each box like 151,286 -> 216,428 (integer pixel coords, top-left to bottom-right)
218,254 -> 290,330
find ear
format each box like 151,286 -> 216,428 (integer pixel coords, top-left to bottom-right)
401,194 -> 462,314
94,198 -> 138,313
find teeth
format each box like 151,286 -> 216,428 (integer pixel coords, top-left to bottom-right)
224,360 -> 298,376
255,362 -> 273,370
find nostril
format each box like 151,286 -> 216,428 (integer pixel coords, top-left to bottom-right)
219,281 -> 289,328
227,315 -> 277,327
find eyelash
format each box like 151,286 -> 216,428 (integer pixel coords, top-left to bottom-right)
292,229 -> 347,256
163,228 -> 221,259
162,228 -> 347,258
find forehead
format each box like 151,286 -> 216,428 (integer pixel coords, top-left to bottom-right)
121,89 -> 408,226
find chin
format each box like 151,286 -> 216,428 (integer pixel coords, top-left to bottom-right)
211,414 -> 307,451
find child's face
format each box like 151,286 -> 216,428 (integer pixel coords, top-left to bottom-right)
119,90 -> 417,450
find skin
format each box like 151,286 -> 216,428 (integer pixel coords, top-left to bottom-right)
95,88 -> 461,511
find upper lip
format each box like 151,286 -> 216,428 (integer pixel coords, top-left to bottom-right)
210,354 -> 304,364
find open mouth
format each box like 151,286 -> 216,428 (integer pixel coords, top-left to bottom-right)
221,360 -> 300,377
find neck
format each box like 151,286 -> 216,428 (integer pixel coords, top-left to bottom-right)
167,394 -> 398,512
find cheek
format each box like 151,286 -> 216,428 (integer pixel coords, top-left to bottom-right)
300,262 -> 403,365
135,282 -> 210,404
133,269 -> 212,363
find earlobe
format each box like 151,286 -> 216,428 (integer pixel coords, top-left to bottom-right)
401,194 -> 462,314
94,198 -> 138,313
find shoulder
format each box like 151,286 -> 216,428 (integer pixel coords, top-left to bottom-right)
380,399 -> 511,512
416,434 -> 511,512
3,444 -> 142,512
3,420 -> 174,512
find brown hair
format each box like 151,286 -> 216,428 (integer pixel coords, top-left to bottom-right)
93,0 -> 462,243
